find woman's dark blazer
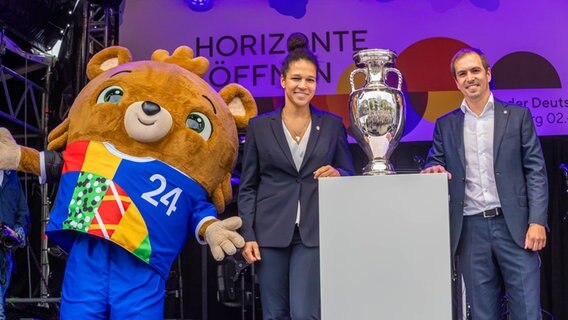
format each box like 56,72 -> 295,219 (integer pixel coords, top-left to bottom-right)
238,106 -> 355,247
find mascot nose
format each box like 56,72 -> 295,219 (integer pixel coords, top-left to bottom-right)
142,101 -> 161,116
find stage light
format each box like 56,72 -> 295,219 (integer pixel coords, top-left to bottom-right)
268,0 -> 308,19
185,0 -> 214,12
0,0 -> 80,53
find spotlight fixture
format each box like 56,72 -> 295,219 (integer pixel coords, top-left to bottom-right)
185,0 -> 214,12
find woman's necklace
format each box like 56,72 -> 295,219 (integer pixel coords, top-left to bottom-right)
283,115 -> 311,143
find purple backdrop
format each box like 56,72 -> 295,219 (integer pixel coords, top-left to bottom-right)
120,0 -> 568,141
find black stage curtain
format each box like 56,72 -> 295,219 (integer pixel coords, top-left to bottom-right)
539,136 -> 568,320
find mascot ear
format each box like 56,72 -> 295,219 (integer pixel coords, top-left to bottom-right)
219,84 -> 258,130
86,46 -> 133,80
211,173 -> 233,213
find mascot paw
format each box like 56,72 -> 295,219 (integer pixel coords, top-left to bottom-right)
0,128 -> 21,170
205,216 -> 245,261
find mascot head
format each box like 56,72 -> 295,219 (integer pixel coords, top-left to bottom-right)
48,46 -> 256,212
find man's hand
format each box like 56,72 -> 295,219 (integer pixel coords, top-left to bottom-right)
0,128 -> 21,170
420,165 -> 452,180
524,224 -> 546,251
0,224 -> 23,249
14,226 -> 26,248
241,241 -> 261,264
205,217 -> 245,261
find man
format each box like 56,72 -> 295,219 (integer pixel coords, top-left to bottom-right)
0,170 -> 29,319
421,48 -> 548,319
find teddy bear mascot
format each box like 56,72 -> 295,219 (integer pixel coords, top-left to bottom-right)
0,45 -> 257,318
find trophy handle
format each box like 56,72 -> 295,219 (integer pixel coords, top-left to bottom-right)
384,67 -> 403,91
349,68 -> 367,92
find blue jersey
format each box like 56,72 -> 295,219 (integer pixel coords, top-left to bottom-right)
47,140 -> 217,278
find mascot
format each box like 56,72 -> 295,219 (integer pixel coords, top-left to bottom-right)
0,46 -> 256,318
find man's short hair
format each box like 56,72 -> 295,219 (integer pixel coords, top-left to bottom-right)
450,48 -> 491,78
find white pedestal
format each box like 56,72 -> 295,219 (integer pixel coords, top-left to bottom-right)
319,173 -> 452,320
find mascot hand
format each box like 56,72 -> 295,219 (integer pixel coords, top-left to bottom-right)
205,216 -> 245,261
0,128 -> 21,170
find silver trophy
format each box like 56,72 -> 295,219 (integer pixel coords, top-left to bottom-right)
348,49 -> 405,175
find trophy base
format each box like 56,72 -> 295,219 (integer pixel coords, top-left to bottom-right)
362,160 -> 396,175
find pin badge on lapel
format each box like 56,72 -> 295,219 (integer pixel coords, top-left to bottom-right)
504,110 -> 508,114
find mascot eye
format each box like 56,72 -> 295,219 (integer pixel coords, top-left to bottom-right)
186,112 -> 212,140
96,86 -> 124,104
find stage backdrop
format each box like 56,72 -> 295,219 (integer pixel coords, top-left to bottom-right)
120,0 -> 568,141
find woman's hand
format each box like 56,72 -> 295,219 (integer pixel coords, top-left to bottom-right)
242,241 -> 261,264
313,165 -> 340,179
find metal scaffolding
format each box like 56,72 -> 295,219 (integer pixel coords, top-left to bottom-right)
0,33 -> 53,135
77,0 -> 121,90
0,25 -> 55,307
1,0 -> 120,310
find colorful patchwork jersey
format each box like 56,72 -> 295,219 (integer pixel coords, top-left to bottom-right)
46,140 -> 216,278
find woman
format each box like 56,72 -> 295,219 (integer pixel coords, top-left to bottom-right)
238,33 -> 355,320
